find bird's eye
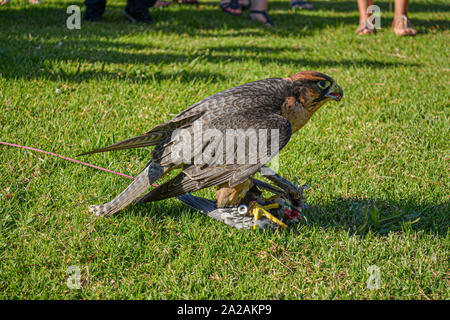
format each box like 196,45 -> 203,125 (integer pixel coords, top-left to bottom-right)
317,80 -> 330,89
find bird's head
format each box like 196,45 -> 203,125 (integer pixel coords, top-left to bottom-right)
286,71 -> 343,113
279,71 -> 343,132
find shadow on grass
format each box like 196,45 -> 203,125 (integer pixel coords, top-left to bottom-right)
1,36 -> 420,83
306,197 -> 448,237
118,193 -> 448,237
1,1 -> 446,82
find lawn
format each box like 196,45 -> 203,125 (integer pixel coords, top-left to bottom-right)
0,0 -> 449,299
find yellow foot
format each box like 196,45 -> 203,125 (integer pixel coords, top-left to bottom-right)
250,203 -> 287,230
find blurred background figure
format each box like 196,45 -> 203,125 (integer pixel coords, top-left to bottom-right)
357,0 -> 418,36
219,0 -> 314,27
84,0 -> 156,23
220,0 -> 274,27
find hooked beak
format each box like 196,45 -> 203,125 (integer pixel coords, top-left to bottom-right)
325,83 -> 343,102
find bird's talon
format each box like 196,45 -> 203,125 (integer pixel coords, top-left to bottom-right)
249,203 -> 287,229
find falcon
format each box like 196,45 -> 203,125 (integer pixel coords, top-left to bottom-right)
80,71 -> 343,221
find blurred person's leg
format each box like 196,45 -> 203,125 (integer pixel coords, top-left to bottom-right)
249,0 -> 274,27
392,0 -> 417,36
84,0 -> 106,21
356,0 -> 376,34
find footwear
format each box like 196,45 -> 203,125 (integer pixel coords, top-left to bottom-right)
392,15 -> 418,36
220,0 -> 242,17
356,19 -> 376,35
83,7 -> 103,22
124,7 -> 153,24
290,0 -> 313,10
249,10 -> 274,27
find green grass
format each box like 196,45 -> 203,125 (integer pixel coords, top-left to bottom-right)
0,0 -> 449,299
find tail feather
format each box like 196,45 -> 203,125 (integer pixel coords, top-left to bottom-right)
78,132 -> 166,156
89,162 -> 165,216
78,112 -> 205,156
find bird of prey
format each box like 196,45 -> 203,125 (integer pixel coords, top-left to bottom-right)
80,71 -> 343,219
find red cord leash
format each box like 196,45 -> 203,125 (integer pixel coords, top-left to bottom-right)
0,141 -> 167,206
0,141 -> 136,180
1,140 -> 305,230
